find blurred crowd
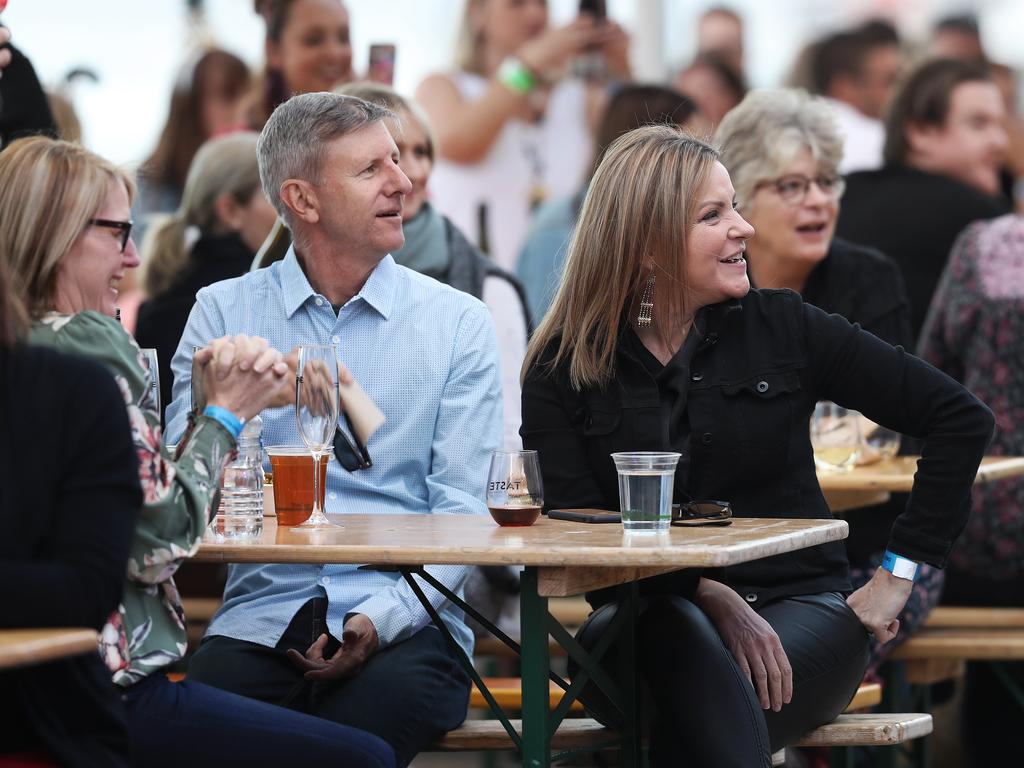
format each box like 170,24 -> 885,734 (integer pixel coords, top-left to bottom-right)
1,2 -> 1023,767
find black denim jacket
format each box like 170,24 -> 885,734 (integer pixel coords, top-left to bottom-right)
521,288 -> 994,607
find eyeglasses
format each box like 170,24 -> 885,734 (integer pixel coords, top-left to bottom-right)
755,174 -> 845,205
333,412 -> 372,472
670,499 -> 733,527
89,218 -> 134,253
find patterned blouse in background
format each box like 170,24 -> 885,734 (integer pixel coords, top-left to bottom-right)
919,214 -> 1024,581
29,311 -> 234,685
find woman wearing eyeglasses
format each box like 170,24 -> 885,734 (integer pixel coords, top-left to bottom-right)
715,89 -> 934,682
520,124 -> 993,766
0,136 -> 395,768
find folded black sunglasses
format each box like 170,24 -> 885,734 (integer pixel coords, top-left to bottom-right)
333,412 -> 372,472
670,499 -> 733,527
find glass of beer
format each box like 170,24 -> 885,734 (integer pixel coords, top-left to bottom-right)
265,446 -> 331,526
486,450 -> 543,526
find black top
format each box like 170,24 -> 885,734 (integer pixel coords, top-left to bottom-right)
835,165 -> 1009,343
622,324 -> 703,493
0,343 -> 141,766
135,233 -> 254,421
0,42 -> 57,149
774,238 -> 914,564
795,238 -> 913,349
521,289 -> 994,608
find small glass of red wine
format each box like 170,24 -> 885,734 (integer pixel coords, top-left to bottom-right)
486,450 -> 543,526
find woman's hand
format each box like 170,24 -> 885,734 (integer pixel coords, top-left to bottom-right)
695,578 -> 793,712
517,17 -> 604,75
194,335 -> 289,422
846,567 -> 913,643
598,21 -> 631,79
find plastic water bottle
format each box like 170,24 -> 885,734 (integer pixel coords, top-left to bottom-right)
214,415 -> 264,539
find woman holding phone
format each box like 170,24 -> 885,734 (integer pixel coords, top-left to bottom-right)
417,0 -> 629,271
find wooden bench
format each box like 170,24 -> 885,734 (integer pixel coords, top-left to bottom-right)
889,619 -> 1024,685
430,712 -> 931,753
467,678 -> 881,714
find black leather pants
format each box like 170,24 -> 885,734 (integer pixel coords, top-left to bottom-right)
575,591 -> 869,767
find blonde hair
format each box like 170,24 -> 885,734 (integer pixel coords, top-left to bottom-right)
141,131 -> 262,297
335,82 -> 437,163
524,125 -> 720,390
715,89 -> 842,209
455,0 -> 489,75
0,137 -> 134,320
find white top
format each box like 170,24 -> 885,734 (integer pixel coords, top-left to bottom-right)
482,274 -> 528,450
825,98 -> 885,175
429,72 -> 593,272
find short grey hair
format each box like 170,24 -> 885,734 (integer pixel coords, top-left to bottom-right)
256,92 -> 395,225
715,89 -> 844,209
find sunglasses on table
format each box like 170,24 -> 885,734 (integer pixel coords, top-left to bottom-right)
670,500 -> 733,527
89,218 -> 134,253
334,412 -> 372,472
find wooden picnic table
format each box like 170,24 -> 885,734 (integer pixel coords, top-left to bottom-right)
820,455 -> 1024,513
0,628 -> 99,671
195,513 -> 847,767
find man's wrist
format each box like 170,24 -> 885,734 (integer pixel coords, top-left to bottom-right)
881,550 -> 919,582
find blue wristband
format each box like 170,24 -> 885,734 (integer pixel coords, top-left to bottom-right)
203,405 -> 244,439
881,550 -> 919,582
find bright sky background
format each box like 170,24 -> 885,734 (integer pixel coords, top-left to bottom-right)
3,0 -> 1022,167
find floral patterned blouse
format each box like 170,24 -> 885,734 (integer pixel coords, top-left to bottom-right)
919,214 -> 1024,581
30,311 -> 235,686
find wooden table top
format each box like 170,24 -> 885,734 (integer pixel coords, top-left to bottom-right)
0,628 -> 99,671
196,514 -> 847,597
196,514 -> 846,569
816,455 -> 1024,493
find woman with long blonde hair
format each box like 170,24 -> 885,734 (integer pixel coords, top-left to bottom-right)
416,0 -> 630,271
521,124 -> 994,766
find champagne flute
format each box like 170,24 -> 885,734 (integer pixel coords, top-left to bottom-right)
810,401 -> 861,472
294,344 -> 340,529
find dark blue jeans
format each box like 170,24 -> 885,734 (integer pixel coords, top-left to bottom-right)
187,598 -> 472,767
122,673 -> 394,768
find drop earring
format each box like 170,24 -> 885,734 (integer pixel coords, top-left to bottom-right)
637,274 -> 655,328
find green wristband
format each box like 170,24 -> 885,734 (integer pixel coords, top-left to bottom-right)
498,57 -> 536,95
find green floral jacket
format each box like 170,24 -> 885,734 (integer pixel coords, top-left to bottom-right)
30,311 -> 235,686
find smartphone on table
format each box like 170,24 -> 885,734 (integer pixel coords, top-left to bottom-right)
548,508 -> 621,523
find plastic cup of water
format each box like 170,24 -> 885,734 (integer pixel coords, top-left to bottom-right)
610,452 -> 682,534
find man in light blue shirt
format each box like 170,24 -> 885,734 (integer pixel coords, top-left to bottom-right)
165,93 -> 502,767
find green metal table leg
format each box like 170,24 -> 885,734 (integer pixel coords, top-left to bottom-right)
618,580 -> 643,768
520,567 -> 551,768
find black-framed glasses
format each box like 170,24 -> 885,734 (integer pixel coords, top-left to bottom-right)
755,174 -> 845,205
671,499 -> 732,527
333,412 -> 372,472
88,218 -> 133,253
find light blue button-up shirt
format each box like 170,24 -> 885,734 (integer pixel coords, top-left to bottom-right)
165,248 -> 502,657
